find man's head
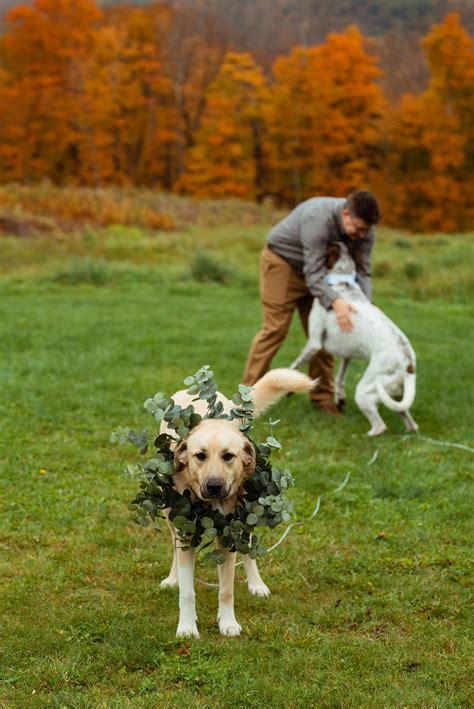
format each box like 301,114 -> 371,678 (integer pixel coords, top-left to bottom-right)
341,190 -> 381,240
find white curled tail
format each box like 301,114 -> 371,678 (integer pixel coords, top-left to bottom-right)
251,368 -> 317,417
376,373 -> 416,412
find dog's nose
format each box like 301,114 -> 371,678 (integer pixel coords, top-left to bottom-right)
204,478 -> 225,498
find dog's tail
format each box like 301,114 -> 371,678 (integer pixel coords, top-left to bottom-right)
376,371 -> 416,413
251,368 -> 317,417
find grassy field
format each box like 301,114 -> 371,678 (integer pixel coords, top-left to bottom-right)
0,188 -> 473,707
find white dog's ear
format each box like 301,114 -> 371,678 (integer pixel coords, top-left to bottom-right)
174,440 -> 189,473
242,441 -> 256,476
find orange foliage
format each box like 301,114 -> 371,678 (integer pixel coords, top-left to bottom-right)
179,52 -> 269,199
265,28 -> 386,205
388,13 -> 474,232
0,0 -> 103,182
0,6 -> 473,232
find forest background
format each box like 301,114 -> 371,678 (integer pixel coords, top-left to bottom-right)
0,0 -> 473,233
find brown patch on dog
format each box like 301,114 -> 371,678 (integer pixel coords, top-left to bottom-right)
174,440 -> 189,473
407,363 -> 415,374
327,241 -> 365,270
326,243 -> 341,269
242,441 -> 256,476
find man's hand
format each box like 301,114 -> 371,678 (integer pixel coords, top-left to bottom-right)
332,298 -> 357,333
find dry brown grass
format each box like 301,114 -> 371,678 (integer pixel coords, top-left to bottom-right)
0,183 -> 284,237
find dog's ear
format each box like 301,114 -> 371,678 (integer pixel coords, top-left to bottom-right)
241,440 -> 256,477
174,440 -> 189,473
326,242 -> 341,269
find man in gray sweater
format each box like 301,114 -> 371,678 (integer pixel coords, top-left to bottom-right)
243,190 -> 381,414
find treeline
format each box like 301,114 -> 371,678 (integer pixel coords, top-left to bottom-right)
0,1 -> 473,232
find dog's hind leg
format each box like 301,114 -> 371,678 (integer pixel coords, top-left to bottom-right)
336,358 -> 351,412
355,372 -> 387,436
291,301 -> 325,370
176,546 -> 199,638
217,547 -> 242,636
243,555 -> 270,598
400,410 -> 418,433
160,518 -> 179,589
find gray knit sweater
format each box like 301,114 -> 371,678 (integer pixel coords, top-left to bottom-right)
267,197 -> 374,310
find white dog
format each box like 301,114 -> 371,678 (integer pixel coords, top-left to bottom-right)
291,243 -> 418,436
160,368 -> 315,637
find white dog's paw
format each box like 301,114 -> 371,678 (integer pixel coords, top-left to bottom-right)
160,576 -> 178,589
248,582 -> 271,598
367,425 -> 387,437
176,622 -> 199,638
219,619 -> 242,637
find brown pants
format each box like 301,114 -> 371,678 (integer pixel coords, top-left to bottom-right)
243,247 -> 334,403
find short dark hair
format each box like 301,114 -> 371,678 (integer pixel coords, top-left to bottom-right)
346,190 -> 381,225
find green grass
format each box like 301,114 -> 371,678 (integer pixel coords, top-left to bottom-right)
0,196 -> 473,707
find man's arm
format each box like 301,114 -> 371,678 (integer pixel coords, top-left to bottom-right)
355,228 -> 375,301
300,211 -> 339,310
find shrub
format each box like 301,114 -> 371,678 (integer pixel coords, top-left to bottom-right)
373,260 -> 392,278
50,257 -> 111,286
403,260 -> 423,281
394,238 -> 412,249
190,250 -> 234,284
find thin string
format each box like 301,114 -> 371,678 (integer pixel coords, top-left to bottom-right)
195,432 -> 472,587
196,473 -> 346,587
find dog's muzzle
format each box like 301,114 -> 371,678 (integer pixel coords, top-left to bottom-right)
201,478 -> 228,499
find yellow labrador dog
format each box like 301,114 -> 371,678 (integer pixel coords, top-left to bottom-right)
159,368 -> 315,638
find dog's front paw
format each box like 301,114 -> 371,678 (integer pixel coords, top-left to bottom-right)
219,619 -> 242,637
248,581 -> 271,598
160,575 -> 178,589
176,622 -> 199,639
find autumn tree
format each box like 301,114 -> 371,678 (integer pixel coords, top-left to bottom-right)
179,51 -> 269,199
263,47 -> 316,204
0,0 -> 179,187
389,13 -> 474,231
160,1 -> 227,178
0,0 -> 103,183
100,4 -> 178,187
265,27 -> 386,205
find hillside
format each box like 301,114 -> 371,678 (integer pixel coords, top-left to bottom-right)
2,0 -> 473,39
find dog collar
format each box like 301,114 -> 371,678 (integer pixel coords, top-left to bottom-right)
325,272 -> 356,286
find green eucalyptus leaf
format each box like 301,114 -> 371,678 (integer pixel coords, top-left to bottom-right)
266,436 -> 281,449
172,515 -> 188,529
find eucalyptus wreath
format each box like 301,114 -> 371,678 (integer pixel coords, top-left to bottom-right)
111,366 -> 294,564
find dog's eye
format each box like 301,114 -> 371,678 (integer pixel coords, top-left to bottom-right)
222,452 -> 234,462
195,452 -> 207,461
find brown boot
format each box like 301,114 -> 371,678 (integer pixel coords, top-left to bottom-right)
314,401 -> 340,416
